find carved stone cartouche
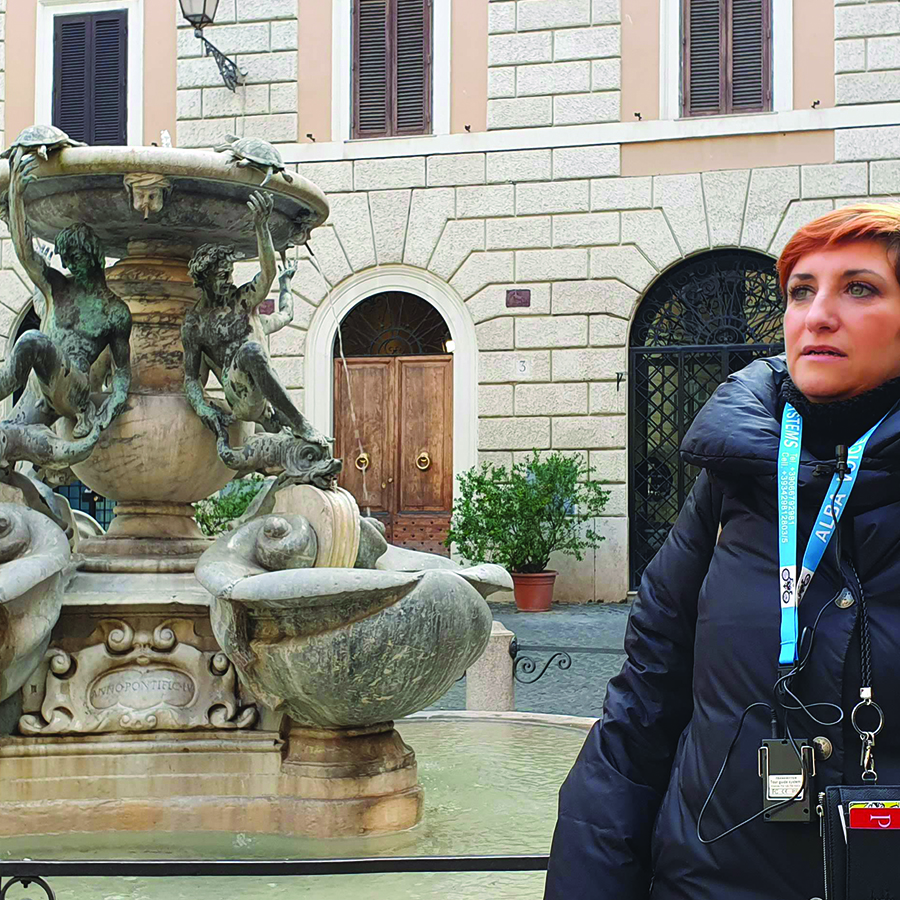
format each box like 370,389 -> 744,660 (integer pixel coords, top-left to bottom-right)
19,617 -> 257,735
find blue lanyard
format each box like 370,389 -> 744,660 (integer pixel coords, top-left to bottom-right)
777,403 -> 885,667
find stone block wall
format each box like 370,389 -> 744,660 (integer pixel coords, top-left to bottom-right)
176,0 -> 298,149
487,0 -> 621,129
835,0 -> 900,104
260,143 -> 899,602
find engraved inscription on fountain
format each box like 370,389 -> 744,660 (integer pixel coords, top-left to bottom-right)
90,668 -> 196,710
20,618 -> 256,735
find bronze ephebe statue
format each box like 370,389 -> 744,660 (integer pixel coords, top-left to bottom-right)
0,143 -> 133,475
182,190 -> 340,490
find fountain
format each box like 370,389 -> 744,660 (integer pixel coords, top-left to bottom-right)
0,130 -> 515,841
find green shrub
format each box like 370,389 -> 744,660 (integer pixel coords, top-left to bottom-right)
445,450 -> 610,574
194,475 -> 265,536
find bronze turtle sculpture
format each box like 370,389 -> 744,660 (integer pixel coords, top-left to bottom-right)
214,134 -> 294,187
1,125 -> 87,162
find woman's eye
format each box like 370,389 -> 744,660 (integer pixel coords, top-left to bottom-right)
847,281 -> 875,298
789,285 -> 812,301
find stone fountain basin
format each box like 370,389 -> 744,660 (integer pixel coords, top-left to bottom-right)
207,567 -> 495,729
0,713 -> 593,900
0,146 -> 329,258
0,504 -> 70,702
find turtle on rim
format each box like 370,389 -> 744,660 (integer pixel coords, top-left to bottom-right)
1,125 -> 87,162
214,134 -> 294,187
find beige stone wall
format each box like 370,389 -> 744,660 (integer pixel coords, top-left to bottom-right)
487,0 -> 620,129
835,0 -> 900,105
176,0 -> 299,149
263,142 -> 900,602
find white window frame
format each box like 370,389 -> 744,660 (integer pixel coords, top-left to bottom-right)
659,0 -> 792,121
35,0 -> 144,147
333,0 -> 451,143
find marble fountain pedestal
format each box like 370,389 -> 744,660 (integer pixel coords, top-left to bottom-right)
0,146 -> 510,839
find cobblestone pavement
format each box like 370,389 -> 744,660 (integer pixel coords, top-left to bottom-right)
429,601 -> 632,719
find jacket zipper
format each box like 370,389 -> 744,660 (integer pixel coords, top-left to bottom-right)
817,791 -> 828,899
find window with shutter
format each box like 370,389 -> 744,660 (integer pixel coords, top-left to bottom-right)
53,11 -> 128,146
682,0 -> 770,117
353,0 -> 432,139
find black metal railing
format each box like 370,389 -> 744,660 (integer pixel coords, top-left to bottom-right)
509,639 -> 626,684
0,856 -> 550,898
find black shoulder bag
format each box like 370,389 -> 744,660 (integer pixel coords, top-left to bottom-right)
818,570 -> 899,899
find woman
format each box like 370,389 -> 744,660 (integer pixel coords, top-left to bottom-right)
545,205 -> 900,899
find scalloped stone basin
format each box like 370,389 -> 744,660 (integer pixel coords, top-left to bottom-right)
0,147 -> 328,259
0,715 -> 592,900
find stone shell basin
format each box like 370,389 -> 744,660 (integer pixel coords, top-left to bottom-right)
0,146 -> 329,258
0,503 -> 70,702
196,516 -> 512,729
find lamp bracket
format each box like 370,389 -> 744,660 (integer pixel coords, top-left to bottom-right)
195,28 -> 246,92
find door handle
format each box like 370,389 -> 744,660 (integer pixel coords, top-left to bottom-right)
416,452 -> 431,471
355,452 -> 370,471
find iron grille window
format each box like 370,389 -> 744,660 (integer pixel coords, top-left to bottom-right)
682,0 -> 771,117
629,250 -> 783,589
53,10 -> 128,146
353,0 -> 433,139
335,291 -> 450,356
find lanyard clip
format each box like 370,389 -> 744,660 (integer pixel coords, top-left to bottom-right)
776,664 -> 796,695
861,733 -> 878,783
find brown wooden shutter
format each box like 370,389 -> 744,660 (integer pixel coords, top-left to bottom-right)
91,13 -> 128,144
731,0 -> 769,112
354,0 -> 390,138
683,0 -> 723,116
353,0 -> 432,138
394,0 -> 432,135
682,0 -> 770,117
53,11 -> 127,146
54,16 -> 90,143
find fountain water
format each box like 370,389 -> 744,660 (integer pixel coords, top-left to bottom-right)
0,134 -> 519,844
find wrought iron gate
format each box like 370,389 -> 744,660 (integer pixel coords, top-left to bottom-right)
629,250 -> 784,589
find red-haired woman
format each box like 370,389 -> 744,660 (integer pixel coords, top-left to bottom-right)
545,205 -> 900,899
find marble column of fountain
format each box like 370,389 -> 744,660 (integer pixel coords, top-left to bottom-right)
0,133 -> 511,838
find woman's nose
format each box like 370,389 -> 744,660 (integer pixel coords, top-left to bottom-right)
804,288 -> 841,332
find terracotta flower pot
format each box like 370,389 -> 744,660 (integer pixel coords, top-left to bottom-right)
511,571 -> 557,612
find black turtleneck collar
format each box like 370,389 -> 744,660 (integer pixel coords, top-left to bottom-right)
779,374 -> 900,457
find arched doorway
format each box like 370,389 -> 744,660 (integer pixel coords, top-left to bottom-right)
333,290 -> 454,554
629,249 -> 784,588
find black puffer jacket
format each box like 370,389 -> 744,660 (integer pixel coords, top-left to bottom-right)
545,356 -> 900,900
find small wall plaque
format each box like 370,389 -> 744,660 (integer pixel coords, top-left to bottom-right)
506,289 -> 531,308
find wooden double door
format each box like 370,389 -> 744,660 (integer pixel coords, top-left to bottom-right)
334,355 -> 453,555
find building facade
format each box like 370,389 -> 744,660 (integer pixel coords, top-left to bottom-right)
1,0 -> 899,601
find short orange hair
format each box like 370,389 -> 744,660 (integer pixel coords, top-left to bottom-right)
777,203 -> 900,297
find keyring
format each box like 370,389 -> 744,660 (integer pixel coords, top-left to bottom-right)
851,699 -> 884,738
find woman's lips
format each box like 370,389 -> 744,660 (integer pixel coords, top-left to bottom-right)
801,346 -> 847,359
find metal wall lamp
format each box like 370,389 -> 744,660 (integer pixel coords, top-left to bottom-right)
178,0 -> 246,92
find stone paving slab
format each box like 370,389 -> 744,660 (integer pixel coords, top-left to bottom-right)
429,601 -> 631,719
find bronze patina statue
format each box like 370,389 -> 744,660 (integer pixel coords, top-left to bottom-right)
0,148 -> 132,469
182,190 -> 338,487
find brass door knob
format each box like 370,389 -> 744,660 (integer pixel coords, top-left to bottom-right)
416,452 -> 431,471
355,452 -> 370,471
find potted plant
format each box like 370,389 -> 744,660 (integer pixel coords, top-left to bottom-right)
446,451 -> 610,611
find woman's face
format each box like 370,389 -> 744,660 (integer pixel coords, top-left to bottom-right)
784,239 -> 900,402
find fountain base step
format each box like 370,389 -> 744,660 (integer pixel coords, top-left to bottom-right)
0,727 -> 424,838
